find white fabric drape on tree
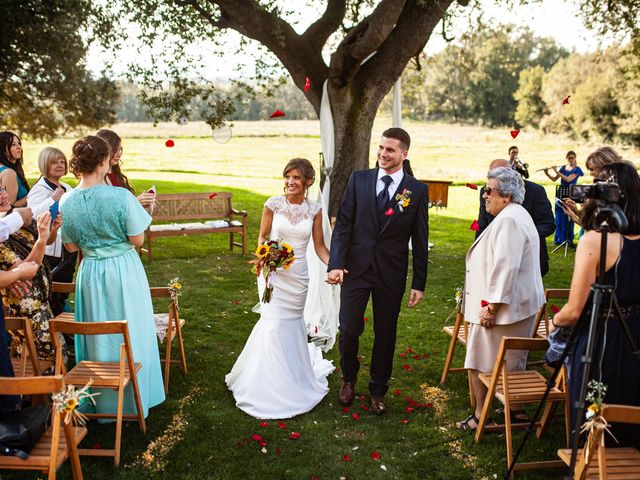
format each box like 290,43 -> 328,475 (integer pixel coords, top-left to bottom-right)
304,80 -> 341,352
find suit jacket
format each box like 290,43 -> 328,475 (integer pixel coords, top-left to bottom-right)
464,203 -> 545,325
328,168 -> 429,293
477,180 -> 554,276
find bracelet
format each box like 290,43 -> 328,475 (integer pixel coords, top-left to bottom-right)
551,316 -> 559,328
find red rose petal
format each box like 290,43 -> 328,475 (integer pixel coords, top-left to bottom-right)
550,304 -> 560,314
251,433 -> 263,442
278,421 -> 286,429
208,192 -> 218,199
470,220 -> 479,232
342,406 -> 350,413
289,431 -> 301,439
406,347 -> 414,354
405,398 -> 417,407
412,355 -> 421,360
371,451 -> 381,461
422,354 -> 430,359
402,363 -> 411,371
363,316 -> 369,322
352,413 -> 360,421
92,443 -> 102,449
269,109 -> 285,119
510,129 -> 520,139
562,95 -> 570,105
384,207 -> 394,216
481,300 -> 489,307
401,418 -> 410,424
342,454 -> 351,462
233,299 -> 239,305
165,139 -> 175,147
405,406 -> 415,413
358,394 -> 365,401
393,389 -> 401,396
399,352 -> 406,358
259,421 -> 269,428
259,440 -> 267,447
361,403 -> 369,411
466,182 -> 478,190
304,77 -> 311,92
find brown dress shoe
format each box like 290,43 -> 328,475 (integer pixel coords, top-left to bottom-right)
369,395 -> 387,415
339,381 -> 356,406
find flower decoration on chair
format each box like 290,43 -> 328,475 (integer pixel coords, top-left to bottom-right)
52,379 -> 100,425
581,380 -> 617,446
251,240 -> 295,303
394,189 -> 412,212
168,277 -> 182,302
444,286 -> 464,324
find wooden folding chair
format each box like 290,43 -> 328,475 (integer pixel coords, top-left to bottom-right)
0,375 -> 86,480
5,316 -> 42,377
475,337 -> 570,475
440,311 -> 469,383
150,287 -> 187,394
558,404 -> 640,479
51,283 -> 76,321
532,288 -> 571,340
49,319 -> 145,466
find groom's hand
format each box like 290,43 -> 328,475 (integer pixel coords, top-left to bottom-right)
326,268 -> 348,285
407,289 -> 424,307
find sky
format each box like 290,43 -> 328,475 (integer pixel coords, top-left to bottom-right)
89,0 -> 605,82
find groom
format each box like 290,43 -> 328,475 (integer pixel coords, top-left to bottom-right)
327,127 -> 429,414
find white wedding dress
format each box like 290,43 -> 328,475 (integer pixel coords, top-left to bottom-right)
225,196 -> 334,419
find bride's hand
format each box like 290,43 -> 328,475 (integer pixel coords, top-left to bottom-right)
326,268 -> 348,285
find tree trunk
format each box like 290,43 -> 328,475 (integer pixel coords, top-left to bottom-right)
327,84 -> 379,216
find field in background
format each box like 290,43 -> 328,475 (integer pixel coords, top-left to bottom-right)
21,120 -> 640,204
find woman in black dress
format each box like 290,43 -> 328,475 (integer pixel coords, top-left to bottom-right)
551,161 -> 640,448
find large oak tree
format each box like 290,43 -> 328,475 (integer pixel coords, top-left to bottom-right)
119,0 -> 468,214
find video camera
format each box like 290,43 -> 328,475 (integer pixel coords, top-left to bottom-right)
569,182 -> 624,204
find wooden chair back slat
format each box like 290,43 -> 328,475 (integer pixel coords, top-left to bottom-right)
51,282 -> 76,294
601,404 -> 640,425
149,287 -> 171,298
5,316 -> 42,376
152,193 -> 233,222
0,375 -> 64,395
50,319 -> 127,336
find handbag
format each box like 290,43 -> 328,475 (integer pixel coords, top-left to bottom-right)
0,403 -> 51,456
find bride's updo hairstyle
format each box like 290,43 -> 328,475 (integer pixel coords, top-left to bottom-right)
283,158 -> 315,190
69,135 -> 110,178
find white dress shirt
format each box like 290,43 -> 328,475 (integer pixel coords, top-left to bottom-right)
0,212 -> 24,242
27,177 -> 73,258
376,168 -> 404,201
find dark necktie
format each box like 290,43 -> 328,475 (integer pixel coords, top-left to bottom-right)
377,175 -> 393,211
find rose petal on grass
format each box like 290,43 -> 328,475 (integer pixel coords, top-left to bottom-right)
259,440 -> 267,447
371,451 -> 381,461
251,434 -> 264,442
342,406 -> 350,413
399,352 -> 406,358
401,418 -> 410,424
278,421 -> 287,429
405,407 -> 414,413
406,347 -> 414,354
343,454 -> 351,462
259,421 -> 269,428
352,413 -> 360,421
289,432 -> 301,439
402,364 -> 411,371
393,389 -> 401,396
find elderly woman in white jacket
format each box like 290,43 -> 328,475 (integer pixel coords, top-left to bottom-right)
457,166 -> 545,431
27,147 -> 73,268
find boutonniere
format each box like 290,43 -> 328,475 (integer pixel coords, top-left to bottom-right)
394,189 -> 412,212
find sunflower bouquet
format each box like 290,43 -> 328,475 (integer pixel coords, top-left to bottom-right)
251,239 -> 295,303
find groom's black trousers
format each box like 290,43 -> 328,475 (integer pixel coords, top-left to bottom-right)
338,266 -> 404,397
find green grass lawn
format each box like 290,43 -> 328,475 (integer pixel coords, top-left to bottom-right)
5,121 -> 595,479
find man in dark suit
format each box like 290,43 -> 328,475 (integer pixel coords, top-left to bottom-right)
327,128 -> 429,415
476,158 -> 555,276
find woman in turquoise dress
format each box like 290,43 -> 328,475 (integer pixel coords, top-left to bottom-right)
0,132 -> 30,207
59,135 -> 165,418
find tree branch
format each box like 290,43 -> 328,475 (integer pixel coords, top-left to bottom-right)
302,0 -> 347,51
329,0 -> 407,86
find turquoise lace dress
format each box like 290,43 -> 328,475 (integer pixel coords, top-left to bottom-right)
60,185 -> 165,418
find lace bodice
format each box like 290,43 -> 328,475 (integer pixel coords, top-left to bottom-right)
265,196 -> 321,259
60,185 -> 151,249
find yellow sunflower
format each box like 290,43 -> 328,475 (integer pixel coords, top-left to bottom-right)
281,242 -> 293,254
255,244 -> 269,258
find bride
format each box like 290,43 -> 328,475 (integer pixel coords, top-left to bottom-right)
225,158 -> 335,419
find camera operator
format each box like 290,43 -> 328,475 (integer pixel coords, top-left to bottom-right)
550,162 -> 640,448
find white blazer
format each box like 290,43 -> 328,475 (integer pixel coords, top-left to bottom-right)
463,203 -> 545,325
27,177 -> 73,258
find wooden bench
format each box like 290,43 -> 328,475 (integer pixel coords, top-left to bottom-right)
145,193 -> 247,261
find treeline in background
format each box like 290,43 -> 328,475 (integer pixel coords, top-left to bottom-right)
115,24 -> 640,146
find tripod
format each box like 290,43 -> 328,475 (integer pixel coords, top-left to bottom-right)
552,185 -> 574,258
505,214 -> 640,480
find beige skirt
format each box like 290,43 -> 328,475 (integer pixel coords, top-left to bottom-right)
464,314 -> 536,373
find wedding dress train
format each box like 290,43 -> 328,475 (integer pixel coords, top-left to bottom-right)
225,196 -> 334,419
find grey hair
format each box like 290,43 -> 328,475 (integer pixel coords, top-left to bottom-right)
487,167 -> 525,204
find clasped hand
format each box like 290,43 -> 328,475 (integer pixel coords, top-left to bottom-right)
326,269 -> 347,285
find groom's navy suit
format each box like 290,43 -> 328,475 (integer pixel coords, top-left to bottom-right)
329,168 -> 429,396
